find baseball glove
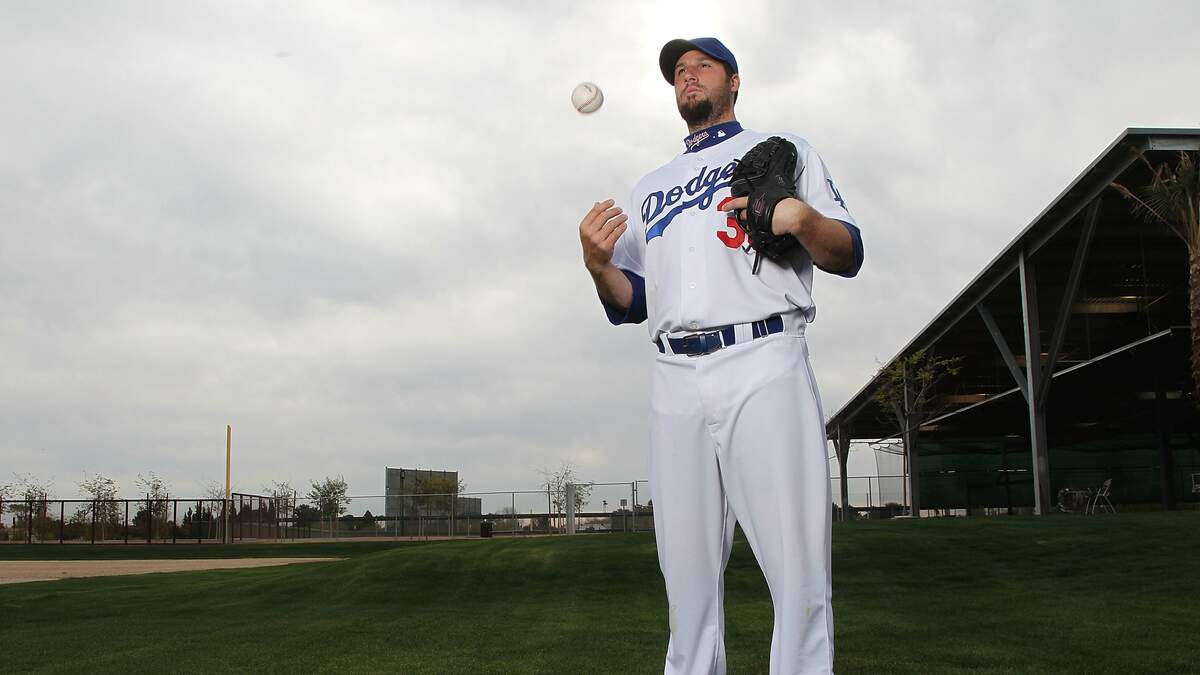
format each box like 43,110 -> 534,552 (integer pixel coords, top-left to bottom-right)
730,136 -> 801,274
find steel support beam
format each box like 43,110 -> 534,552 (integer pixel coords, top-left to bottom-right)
1155,346 -> 1178,511
977,303 -> 1029,400
1019,251 -> 1053,514
1037,198 -> 1101,409
824,133 -> 1200,435
835,426 -> 852,522
1146,136 -> 1200,151
901,362 -> 921,517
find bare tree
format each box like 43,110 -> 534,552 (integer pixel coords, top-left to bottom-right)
263,480 -> 293,499
12,472 -> 53,501
538,462 -> 594,531
0,482 -> 12,538
135,472 -> 171,539
11,473 -> 54,540
77,472 -> 121,540
263,480 -> 295,531
202,480 -> 226,539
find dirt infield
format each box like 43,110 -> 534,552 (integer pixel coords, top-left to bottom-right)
0,558 -> 342,584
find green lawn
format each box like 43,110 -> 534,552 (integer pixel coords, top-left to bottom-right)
2,513 -> 1197,674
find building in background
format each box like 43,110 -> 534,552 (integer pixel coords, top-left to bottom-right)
384,467 -> 481,536
827,128 -> 1200,518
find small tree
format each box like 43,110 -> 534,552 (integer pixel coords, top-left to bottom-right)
1112,150 -> 1200,405
135,472 -> 171,539
307,476 -> 350,537
202,480 -> 226,539
414,476 -> 465,535
12,473 -> 54,540
0,482 -> 12,538
77,472 -> 121,540
294,503 -> 320,533
416,476 -> 464,513
262,481 -> 294,535
13,473 -> 53,501
538,462 -> 594,531
872,350 -> 962,517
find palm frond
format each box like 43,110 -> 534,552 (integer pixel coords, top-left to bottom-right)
1112,150 -> 1200,255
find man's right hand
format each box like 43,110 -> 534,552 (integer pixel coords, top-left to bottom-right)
579,199 -> 628,275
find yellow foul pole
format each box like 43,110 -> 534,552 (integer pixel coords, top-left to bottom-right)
225,425 -> 231,499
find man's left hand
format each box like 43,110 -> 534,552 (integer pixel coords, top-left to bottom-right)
721,196 -> 816,239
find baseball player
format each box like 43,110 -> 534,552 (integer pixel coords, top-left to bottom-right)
578,38 -> 863,675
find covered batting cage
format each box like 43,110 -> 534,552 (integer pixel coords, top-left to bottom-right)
827,128 -> 1200,517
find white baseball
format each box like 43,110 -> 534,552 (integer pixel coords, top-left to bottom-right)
571,82 -> 604,114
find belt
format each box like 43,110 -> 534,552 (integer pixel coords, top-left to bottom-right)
657,315 -> 785,356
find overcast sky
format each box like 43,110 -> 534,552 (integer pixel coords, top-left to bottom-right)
3,1 -> 1199,500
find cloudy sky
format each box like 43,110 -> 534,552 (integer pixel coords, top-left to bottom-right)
3,1 -> 1199,500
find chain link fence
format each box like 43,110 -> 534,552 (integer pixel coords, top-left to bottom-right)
0,498 -> 229,544
0,483 -> 656,544
244,482 -> 655,540
16,469 -> 1181,543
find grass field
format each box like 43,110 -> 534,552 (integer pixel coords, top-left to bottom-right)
3,513 -> 1197,674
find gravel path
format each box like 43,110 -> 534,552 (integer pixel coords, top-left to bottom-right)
0,558 -> 343,584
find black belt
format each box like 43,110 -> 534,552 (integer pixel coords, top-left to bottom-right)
657,315 -> 784,356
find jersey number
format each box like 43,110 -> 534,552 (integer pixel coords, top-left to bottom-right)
715,196 -> 745,249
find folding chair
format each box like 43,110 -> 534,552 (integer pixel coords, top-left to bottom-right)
1087,478 -> 1115,514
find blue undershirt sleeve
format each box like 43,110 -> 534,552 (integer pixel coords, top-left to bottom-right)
829,220 -> 864,278
601,269 -> 647,325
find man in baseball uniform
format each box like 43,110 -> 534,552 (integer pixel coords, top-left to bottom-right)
578,37 -> 863,674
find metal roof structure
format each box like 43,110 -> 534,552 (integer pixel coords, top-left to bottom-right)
825,128 -> 1200,516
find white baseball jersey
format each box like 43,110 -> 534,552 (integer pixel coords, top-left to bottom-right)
603,121 -> 861,338
596,120 -> 863,674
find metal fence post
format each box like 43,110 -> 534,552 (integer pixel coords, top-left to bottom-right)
124,500 -> 129,544
146,494 -> 152,544
27,499 -> 32,544
631,482 -> 638,533
90,500 -> 96,544
60,501 -> 66,544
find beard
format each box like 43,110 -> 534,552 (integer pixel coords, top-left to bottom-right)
679,96 -> 714,126
677,87 -> 731,127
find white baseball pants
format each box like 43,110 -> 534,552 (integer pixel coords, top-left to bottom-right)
649,331 -> 834,675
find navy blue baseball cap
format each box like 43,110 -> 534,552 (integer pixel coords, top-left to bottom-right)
659,37 -> 738,84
